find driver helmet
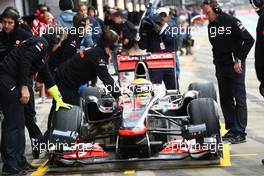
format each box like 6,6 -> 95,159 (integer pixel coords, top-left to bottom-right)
131,78 -> 153,97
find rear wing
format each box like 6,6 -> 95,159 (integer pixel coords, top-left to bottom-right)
117,52 -> 175,72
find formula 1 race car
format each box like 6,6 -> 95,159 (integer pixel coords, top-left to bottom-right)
45,52 -> 222,168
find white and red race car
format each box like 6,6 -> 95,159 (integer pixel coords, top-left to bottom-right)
44,52 -> 222,169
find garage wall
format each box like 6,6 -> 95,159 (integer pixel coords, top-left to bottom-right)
0,0 -> 16,14
39,0 -> 61,17
0,0 -> 29,17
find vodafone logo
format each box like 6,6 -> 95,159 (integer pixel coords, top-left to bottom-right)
118,53 -> 174,61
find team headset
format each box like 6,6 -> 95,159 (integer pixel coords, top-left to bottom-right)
203,0 -> 222,14
249,0 -> 264,9
1,7 -> 20,27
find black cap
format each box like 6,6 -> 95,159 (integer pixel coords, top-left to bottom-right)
112,11 -> 122,17
59,0 -> 73,11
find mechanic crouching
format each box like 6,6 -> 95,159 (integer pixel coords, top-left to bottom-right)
201,0 -> 254,144
138,7 -> 177,90
47,30 -> 128,128
0,24 -> 72,175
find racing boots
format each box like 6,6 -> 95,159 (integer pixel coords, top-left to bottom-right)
222,130 -> 236,141
222,130 -> 246,144
229,135 -> 246,144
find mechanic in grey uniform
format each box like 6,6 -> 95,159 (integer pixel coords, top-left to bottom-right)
202,0 -> 254,144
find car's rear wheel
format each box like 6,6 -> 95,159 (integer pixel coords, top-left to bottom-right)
188,82 -> 217,102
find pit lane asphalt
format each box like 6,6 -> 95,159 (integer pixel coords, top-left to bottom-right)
1,13 -> 264,176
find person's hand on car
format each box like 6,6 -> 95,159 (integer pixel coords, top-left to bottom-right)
48,85 -> 73,111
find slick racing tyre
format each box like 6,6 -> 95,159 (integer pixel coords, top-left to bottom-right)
188,82 -> 217,102
188,98 -> 220,137
188,98 -> 221,159
52,105 -> 83,132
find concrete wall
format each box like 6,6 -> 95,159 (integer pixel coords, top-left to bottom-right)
15,0 -> 24,15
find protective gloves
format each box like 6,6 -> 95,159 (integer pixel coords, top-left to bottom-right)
259,83 -> 264,97
48,85 -> 73,111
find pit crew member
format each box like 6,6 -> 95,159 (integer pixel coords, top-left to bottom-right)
0,24 -> 72,175
138,7 -> 177,90
249,0 -> 264,165
202,0 -> 254,144
47,30 -> 127,127
0,6 -> 43,159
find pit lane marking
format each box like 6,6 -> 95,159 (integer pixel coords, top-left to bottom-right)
31,159 -> 49,176
124,170 -> 136,174
230,154 -> 258,157
220,144 -> 231,167
220,123 -> 231,167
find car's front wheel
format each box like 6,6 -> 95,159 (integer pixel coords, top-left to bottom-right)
188,98 -> 222,159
